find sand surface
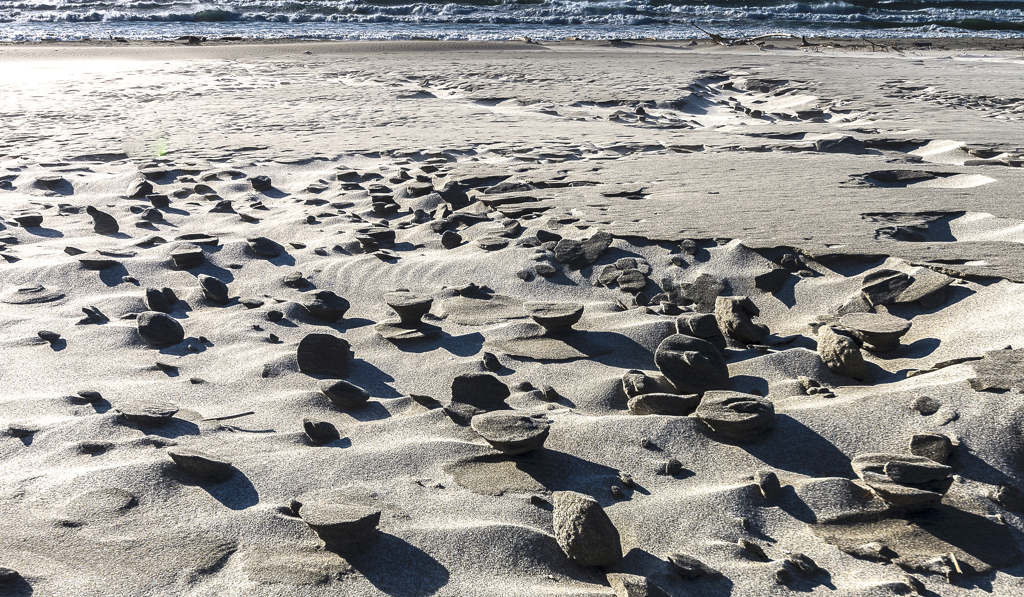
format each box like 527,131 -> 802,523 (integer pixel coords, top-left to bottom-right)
2,38 -> 1024,596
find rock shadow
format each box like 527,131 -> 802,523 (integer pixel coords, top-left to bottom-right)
22,226 -> 64,238
511,450 -> 628,506
98,263 -> 130,287
345,360 -> 403,399
387,330 -> 485,358
910,504 -> 1023,580
120,416 -> 200,439
174,466 -> 261,511
617,547 -> 735,597
342,533 -> 449,597
0,570 -> 33,596
733,414 -> 855,479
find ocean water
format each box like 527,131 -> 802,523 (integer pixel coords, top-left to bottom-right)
1,1 -> 1022,42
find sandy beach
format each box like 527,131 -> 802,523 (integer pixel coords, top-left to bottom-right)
2,37 -> 1024,596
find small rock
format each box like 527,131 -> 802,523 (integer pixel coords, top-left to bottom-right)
911,396 -> 941,415
754,470 -> 780,499
86,206 -> 119,234
320,379 -> 370,409
37,330 -> 60,343
534,263 -> 557,277
843,542 -> 897,562
384,291 -> 433,324
840,312 -> 912,352
661,457 -> 684,476
303,419 -> 341,444
597,264 -> 623,286
266,310 -> 284,322
144,287 -> 175,313
440,230 -> 462,249
300,290 -> 350,321
619,472 -> 634,487
116,398 -> 178,425
77,390 -> 102,403
249,175 -> 272,191
445,373 -> 511,424
296,333 -> 351,377
667,553 -> 717,579
654,334 -> 730,394
694,391 -> 776,440
471,411 -> 550,454
862,269 -> 913,306
818,326 -> 867,380
14,213 -> 43,227
247,236 -> 282,257
283,271 -> 306,288
168,448 -> 233,480
136,311 -> 184,347
198,274 -> 229,305
909,433 -> 953,464
852,453 -> 952,508
126,178 -> 153,198
715,296 -> 766,344
482,352 -> 501,371
617,269 -> 646,291
298,498 -> 381,549
552,491 -> 623,566
607,573 -> 671,597
525,301 -> 583,332
738,538 -> 768,560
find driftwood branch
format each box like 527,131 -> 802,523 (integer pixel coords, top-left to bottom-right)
690,22 -> 798,46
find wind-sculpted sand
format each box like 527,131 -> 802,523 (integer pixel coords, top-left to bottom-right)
2,39 -> 1024,596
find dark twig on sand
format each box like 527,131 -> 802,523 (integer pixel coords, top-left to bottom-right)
202,411 -> 256,422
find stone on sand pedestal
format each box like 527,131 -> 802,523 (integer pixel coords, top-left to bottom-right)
296,333 -> 351,378
78,252 -> 119,270
627,393 -> 700,416
817,326 -> 867,381
137,311 -> 184,347
298,500 -> 381,550
715,296 -> 766,345
695,391 -> 775,440
552,491 -> 623,567
198,274 -> 229,305
170,243 -> 204,268
14,213 -> 43,227
167,448 -> 233,480
376,291 -> 440,341
320,379 -> 370,409
654,334 -> 729,395
470,411 -> 550,454
116,398 -> 178,425
86,206 -> 119,235
839,313 -> 911,352
525,302 -> 583,333
852,453 -> 952,509
300,290 -> 350,321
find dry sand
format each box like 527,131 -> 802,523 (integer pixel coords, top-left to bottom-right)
2,38 -> 1024,596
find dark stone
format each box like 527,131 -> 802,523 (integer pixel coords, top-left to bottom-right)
852,453 -> 953,508
140,207 -> 164,222
303,418 -> 341,444
470,411 -> 550,454
209,200 -> 234,213
677,274 -> 724,313
617,269 -> 646,291
14,213 -> 43,227
168,448 -> 233,480
77,390 -> 102,403
552,491 -> 622,566
78,252 -> 119,270
628,393 -> 700,416
37,330 -> 60,343
267,310 -> 284,322
117,398 -> 178,425
86,206 -> 119,234
296,334 -> 351,377
596,264 -> 622,286
298,498 -> 381,549
144,287 -> 174,313
654,334 -> 729,395
384,291 -> 433,324
482,352 -> 501,371
815,135 -> 866,153
249,175 -> 272,191
149,194 -> 170,208
320,379 -> 370,409
968,348 -> 1024,392
534,263 -> 557,277
440,230 -> 462,249
911,396 -> 941,415
862,269 -> 914,306
754,470 -> 781,499
739,539 -> 768,560
247,236 -> 282,257
170,243 -> 204,268
477,237 -> 508,251
137,312 -> 184,347
909,433 -> 953,464
607,574 -> 672,597
445,373 -> 511,424
300,290 -> 350,321
695,391 -> 776,440
198,274 -> 229,305
126,178 -> 153,198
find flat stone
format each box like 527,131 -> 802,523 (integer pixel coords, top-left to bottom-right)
477,237 -> 508,251
137,311 -> 184,346
1,284 -> 64,305
249,175 -> 272,191
14,213 -> 43,227
300,290 -> 350,321
968,348 -> 1024,392
896,269 -> 954,306
78,251 -> 119,270
884,458 -> 953,485
818,326 -> 867,380
170,243 -> 204,268
167,448 -> 233,480
126,178 -> 153,198
715,296 -> 765,344
909,433 -> 953,464
524,301 -> 583,332
627,393 -> 700,416
247,236 -> 282,257
86,206 -> 119,234
445,373 -> 511,424
384,291 -> 433,324
596,264 -> 622,286
320,379 -> 370,409
695,391 -> 776,440
617,269 -> 646,291
861,269 -> 913,306
298,501 -> 381,549
667,553 -> 718,579
852,453 -> 952,508
607,573 -> 671,597
552,491 -> 623,566
117,398 -> 178,425
38,330 -> 60,342
840,312 -> 912,352
654,334 -> 729,395
470,411 -> 550,454
296,334 -> 351,378
198,274 -> 229,305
